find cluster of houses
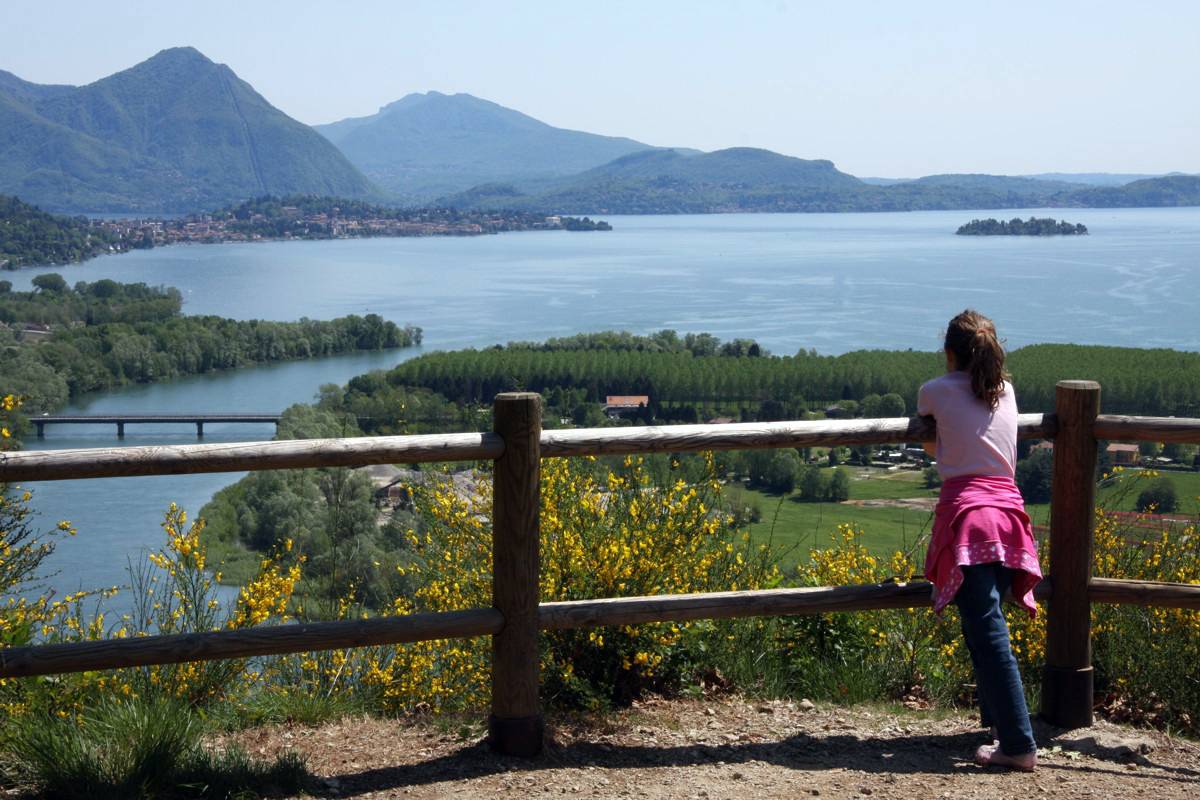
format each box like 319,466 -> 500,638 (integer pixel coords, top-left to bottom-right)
1034,440 -> 1176,467
86,208 -> 581,250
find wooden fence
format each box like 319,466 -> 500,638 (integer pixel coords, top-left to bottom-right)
2,380 -> 1199,757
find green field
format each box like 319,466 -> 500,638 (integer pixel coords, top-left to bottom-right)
736,466 -> 1200,578
729,466 -> 937,576
1023,467 -> 1200,525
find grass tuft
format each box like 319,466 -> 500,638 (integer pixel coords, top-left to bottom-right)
5,696 -> 310,799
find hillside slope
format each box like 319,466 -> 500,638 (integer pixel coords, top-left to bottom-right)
316,92 -> 655,202
0,47 -> 377,212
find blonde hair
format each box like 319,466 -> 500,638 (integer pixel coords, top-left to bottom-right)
944,309 -> 1008,410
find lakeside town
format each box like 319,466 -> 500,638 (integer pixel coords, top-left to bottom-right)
90,200 -> 611,251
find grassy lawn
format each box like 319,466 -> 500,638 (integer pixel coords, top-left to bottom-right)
725,465 -> 1199,576
1023,468 -> 1200,525
728,466 -> 937,576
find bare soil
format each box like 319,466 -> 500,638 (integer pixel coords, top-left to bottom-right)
226,697 -> 1200,799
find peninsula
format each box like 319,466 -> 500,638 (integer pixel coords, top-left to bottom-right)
0,194 -> 612,270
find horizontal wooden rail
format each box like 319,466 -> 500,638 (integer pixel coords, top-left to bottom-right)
541,413 -> 1055,457
0,608 -> 504,679
1093,415 -> 1200,444
0,432 -> 504,483
0,413 -> 1056,483
2,581 -> 1059,680
541,580 -> 1052,628
1089,577 -> 1200,609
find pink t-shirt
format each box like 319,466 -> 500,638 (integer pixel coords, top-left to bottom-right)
917,371 -> 1017,481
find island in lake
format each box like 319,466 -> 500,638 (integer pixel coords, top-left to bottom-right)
956,217 -> 1088,236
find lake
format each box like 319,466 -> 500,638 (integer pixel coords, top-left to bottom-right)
8,207 -> 1200,609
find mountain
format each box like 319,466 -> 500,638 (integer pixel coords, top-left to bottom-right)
1059,175 -> 1200,207
0,47 -> 376,212
441,148 -> 1200,215
440,147 -> 869,214
901,173 -> 1085,197
1024,172 -> 1173,187
315,92 -> 657,202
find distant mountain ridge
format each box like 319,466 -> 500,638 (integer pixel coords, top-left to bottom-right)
1,50 -> 1196,216
315,91 -> 661,202
440,150 -> 1200,215
0,47 -> 376,212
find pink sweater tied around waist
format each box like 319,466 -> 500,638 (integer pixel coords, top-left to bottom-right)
926,474 -> 1042,616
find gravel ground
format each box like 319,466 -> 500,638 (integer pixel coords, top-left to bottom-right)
225,697 -> 1200,799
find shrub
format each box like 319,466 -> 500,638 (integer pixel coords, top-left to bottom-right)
1135,477 -> 1177,513
378,454 -> 778,711
1015,449 -> 1053,503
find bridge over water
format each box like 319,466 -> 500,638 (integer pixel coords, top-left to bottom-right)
33,414 -> 281,438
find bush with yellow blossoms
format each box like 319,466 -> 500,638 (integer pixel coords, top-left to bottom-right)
365,453 -> 778,712
1086,468 -> 1200,732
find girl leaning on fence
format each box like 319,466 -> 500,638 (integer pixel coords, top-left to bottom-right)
919,310 -> 1041,771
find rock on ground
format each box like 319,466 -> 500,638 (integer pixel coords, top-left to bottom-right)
226,697 -> 1200,799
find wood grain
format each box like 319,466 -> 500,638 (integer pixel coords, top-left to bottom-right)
0,432 -> 504,483
1089,577 -> 1200,609
489,392 -> 544,757
540,413 -> 1054,458
1093,415 -> 1200,444
1042,380 -> 1101,729
0,609 -> 503,679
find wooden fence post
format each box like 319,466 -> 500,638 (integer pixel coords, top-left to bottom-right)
488,392 -> 544,756
1041,380 -> 1100,729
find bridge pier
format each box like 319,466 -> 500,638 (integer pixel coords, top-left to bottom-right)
35,421 -> 45,439
117,422 -> 125,439
196,422 -> 204,438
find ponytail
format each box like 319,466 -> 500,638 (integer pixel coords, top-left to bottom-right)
944,310 -> 1008,410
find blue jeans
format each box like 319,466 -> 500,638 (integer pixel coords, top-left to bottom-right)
955,562 -> 1037,756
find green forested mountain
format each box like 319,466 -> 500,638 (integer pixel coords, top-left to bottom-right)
315,91 -> 656,202
0,194 -> 121,268
902,173 -> 1083,198
0,48 -> 377,212
440,147 -> 872,213
1023,172 -> 1170,187
1064,175 -> 1200,207
441,152 -> 1200,215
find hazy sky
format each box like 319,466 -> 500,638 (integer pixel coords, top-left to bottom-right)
4,1 -> 1197,177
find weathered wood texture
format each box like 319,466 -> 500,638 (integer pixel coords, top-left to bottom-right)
1090,578 -> 1200,609
1093,415 -> 1200,444
0,432 -> 504,483
0,609 -> 504,679
489,393 -> 544,757
2,414 -> 1054,483
2,581 -> 1064,680
540,413 -> 1054,458
1042,380 -> 1101,729
539,581 -> 1054,630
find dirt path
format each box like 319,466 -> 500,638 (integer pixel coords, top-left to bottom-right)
228,697 -> 1200,799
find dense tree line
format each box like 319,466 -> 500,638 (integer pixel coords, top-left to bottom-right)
0,276 -> 181,325
377,333 -> 1200,421
0,277 -> 421,414
0,195 -> 123,269
956,217 -> 1088,236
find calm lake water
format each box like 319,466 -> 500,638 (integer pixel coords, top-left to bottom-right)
9,207 -> 1200,607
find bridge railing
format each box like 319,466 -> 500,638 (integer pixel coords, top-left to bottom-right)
2,380 -> 1200,757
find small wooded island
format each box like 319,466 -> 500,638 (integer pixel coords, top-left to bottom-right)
956,217 -> 1088,236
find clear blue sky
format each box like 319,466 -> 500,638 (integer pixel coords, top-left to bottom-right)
4,0 -> 1197,177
